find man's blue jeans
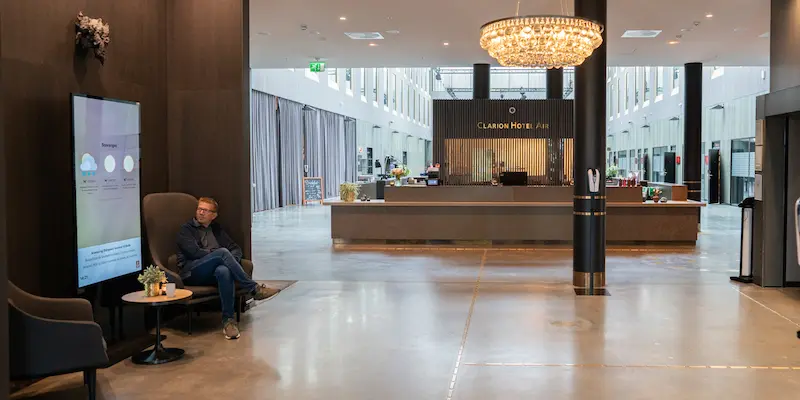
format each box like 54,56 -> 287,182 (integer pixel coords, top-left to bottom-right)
182,248 -> 258,322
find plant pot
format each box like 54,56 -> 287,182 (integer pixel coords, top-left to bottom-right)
144,283 -> 161,297
343,192 -> 356,202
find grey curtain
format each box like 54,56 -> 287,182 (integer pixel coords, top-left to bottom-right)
250,90 -> 279,212
344,119 -> 357,183
278,98 -> 304,206
303,108 -> 324,178
320,110 -> 346,198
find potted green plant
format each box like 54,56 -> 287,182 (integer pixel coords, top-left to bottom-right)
137,265 -> 166,297
606,164 -> 619,179
339,182 -> 360,202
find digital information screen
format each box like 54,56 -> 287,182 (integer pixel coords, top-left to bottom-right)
72,94 -> 142,288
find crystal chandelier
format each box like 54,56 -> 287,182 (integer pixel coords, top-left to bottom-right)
479,10 -> 604,69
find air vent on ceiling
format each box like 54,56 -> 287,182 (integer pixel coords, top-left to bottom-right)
621,30 -> 662,38
345,32 -> 385,40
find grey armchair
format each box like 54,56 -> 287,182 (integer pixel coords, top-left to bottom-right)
142,192 -> 253,334
8,281 -> 108,400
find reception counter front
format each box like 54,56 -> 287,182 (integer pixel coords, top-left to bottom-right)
325,185 -> 705,246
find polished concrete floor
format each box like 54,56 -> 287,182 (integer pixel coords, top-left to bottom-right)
14,205 -> 800,399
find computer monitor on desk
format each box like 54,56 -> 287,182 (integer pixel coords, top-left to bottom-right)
500,171 -> 527,186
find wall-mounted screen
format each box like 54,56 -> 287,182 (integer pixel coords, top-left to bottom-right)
71,94 -> 142,288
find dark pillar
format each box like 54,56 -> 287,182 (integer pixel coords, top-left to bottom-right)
683,63 -> 703,204
573,0 -> 607,288
166,0 -> 253,258
546,69 -> 564,99
546,69 -> 565,184
0,28 -> 8,396
473,63 -> 490,100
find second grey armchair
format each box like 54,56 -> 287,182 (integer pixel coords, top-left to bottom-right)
8,281 -> 108,400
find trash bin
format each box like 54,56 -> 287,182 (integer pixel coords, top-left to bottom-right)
731,197 -> 755,283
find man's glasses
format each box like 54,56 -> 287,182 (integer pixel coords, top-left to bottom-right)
197,207 -> 216,214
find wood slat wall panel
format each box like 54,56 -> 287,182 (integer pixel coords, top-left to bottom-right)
433,99 -> 574,186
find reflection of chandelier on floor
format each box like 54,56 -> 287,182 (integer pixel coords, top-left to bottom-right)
479,1 -> 604,69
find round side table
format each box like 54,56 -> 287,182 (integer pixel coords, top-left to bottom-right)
122,289 -> 193,365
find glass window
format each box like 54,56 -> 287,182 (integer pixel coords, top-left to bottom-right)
412,91 -> 416,120
328,68 -> 338,86
400,82 -> 405,114
644,67 -> 651,103
672,67 -> 680,95
383,68 -> 389,106
635,68 -> 640,106
392,73 -> 398,111
656,67 -> 664,97
608,82 -> 614,118
373,68 -> 378,103
624,71 -> 630,111
711,66 -> 725,79
406,84 -> 410,116
616,77 -> 621,115
360,68 -> 366,97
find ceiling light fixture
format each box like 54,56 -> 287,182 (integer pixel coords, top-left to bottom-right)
339,16 -> 347,20
479,0 -> 604,68
443,42 -> 449,46
369,43 -> 377,47
668,40 -> 679,44
705,13 -> 713,18
621,30 -> 662,38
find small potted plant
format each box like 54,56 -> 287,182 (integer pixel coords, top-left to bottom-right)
339,182 -> 360,202
137,265 -> 166,297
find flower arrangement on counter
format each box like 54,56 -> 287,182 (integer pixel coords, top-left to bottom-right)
390,165 -> 410,180
75,12 -> 110,64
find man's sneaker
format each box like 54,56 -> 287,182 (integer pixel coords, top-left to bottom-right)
223,319 -> 240,340
252,284 -> 280,301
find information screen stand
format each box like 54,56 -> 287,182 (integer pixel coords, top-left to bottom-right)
795,198 -> 800,339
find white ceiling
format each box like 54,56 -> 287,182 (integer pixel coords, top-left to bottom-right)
250,0 -> 769,68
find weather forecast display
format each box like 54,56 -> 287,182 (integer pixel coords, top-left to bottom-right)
71,94 -> 142,288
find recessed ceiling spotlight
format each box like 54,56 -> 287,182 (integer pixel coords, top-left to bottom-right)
705,13 -> 713,18
443,42 -> 449,46
339,16 -> 347,20
369,43 -> 378,47
668,40 -> 680,45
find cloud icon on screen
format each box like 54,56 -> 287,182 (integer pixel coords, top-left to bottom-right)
80,153 -> 97,176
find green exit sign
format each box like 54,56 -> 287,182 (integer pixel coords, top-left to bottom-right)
309,62 -> 326,72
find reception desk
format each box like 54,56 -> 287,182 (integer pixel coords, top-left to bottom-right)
325,186 -> 705,245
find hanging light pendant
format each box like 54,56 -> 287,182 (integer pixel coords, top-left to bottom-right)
479,14 -> 604,69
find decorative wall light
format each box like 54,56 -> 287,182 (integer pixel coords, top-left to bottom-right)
479,1 -> 604,68
75,12 -> 110,65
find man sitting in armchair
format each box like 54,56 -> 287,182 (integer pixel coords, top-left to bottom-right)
177,196 -> 278,339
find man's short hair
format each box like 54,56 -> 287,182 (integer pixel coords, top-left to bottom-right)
198,197 -> 219,212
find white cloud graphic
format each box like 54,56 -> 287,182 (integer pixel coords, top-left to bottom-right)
80,153 -> 97,172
